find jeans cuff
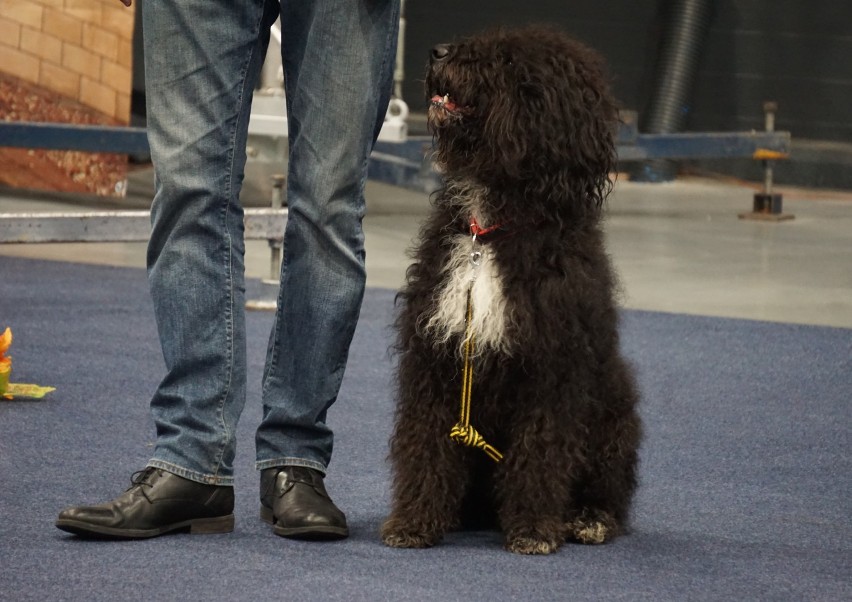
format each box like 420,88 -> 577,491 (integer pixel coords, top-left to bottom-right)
146,460 -> 235,486
256,457 -> 327,475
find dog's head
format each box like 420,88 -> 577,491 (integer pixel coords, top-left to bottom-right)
426,26 -> 618,221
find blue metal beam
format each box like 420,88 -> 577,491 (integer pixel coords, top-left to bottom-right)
0,122 -> 790,194
0,122 -> 150,154
371,131 -> 790,192
617,131 -> 790,161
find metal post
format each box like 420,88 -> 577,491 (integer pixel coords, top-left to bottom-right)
263,174 -> 286,284
246,174 -> 287,311
740,102 -> 794,221
395,0 -> 406,100
763,102 -> 776,196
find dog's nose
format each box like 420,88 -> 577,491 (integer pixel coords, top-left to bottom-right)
430,44 -> 451,63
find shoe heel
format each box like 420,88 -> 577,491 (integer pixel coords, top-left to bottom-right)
189,514 -> 235,535
260,505 -> 274,525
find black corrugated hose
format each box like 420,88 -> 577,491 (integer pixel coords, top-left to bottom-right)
631,0 -> 715,182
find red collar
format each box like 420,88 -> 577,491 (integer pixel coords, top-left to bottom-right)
469,216 -> 511,244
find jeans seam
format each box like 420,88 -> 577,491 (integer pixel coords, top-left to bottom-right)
210,7 -> 267,481
261,245 -> 288,399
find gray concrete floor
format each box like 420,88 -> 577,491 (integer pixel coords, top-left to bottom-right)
1,168 -> 851,329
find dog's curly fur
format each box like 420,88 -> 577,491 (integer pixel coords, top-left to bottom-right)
380,26 -> 642,555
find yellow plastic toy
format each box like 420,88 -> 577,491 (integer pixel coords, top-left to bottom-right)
0,328 -> 10,398
0,328 -> 56,400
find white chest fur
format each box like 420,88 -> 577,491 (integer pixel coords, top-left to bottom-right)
423,233 -> 512,354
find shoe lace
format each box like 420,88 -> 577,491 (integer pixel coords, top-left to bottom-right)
286,467 -> 316,486
128,467 -> 160,502
267,467 -> 320,498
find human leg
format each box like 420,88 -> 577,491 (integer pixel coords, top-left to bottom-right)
255,0 -> 400,472
255,0 -> 399,540
144,0 -> 279,485
57,0 -> 280,538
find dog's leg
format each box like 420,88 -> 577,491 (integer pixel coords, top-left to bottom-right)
381,438 -> 470,548
381,350 -> 470,548
380,450 -> 469,549
494,406 -> 576,555
567,394 -> 641,545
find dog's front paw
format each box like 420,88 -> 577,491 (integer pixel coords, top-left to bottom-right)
380,517 -> 441,549
505,534 -> 562,555
566,510 -> 618,544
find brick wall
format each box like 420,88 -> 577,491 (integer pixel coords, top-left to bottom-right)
0,0 -> 134,123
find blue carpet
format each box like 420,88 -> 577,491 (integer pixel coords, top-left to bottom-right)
0,256 -> 849,601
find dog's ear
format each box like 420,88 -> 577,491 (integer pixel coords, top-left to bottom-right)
560,74 -> 618,188
478,70 -> 542,182
489,49 -> 617,215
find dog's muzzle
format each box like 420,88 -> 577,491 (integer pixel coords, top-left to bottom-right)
426,43 -> 470,121
430,94 -> 461,113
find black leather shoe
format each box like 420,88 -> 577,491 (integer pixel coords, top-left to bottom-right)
260,466 -> 348,540
56,467 -> 235,538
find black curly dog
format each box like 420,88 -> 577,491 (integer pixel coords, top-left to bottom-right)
380,26 -> 642,555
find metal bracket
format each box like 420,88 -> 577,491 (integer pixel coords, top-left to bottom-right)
0,208 -> 287,244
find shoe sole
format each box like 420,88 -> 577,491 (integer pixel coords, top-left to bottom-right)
260,505 -> 349,541
55,514 -> 235,539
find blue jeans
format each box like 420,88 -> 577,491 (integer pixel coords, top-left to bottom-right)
142,0 -> 399,485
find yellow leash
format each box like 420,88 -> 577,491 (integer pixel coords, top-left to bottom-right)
449,288 -> 503,462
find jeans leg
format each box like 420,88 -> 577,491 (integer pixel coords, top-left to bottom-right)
256,0 -> 400,473
144,0 -> 280,485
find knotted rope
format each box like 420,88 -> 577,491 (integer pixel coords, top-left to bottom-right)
449,287 -> 503,462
